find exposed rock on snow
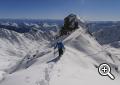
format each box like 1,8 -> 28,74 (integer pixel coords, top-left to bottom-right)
60,14 -> 85,36
0,15 -> 120,85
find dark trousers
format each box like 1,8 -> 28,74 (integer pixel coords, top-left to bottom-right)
47,48 -> 64,63
58,48 -> 63,57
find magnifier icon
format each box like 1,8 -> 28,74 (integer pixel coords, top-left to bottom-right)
98,63 -> 115,80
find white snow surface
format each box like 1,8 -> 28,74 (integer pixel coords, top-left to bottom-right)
0,26 -> 120,85
50,47 -> 120,85
0,28 -> 52,81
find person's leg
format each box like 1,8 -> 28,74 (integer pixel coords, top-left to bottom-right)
58,49 -> 61,57
61,49 -> 63,55
59,48 -> 63,57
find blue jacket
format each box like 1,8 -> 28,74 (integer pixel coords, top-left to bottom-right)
54,42 -> 64,49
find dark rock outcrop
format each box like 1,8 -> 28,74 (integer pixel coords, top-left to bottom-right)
60,14 -> 85,36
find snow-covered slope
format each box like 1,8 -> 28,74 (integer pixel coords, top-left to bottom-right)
49,26 -> 120,85
1,25 -> 120,85
64,28 -> 116,64
0,16 -> 120,85
50,47 -> 120,85
0,23 -> 58,82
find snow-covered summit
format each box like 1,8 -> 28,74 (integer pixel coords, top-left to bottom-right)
0,15 -> 120,85
60,14 -> 85,36
64,13 -> 83,29
49,15 -> 120,85
50,24 -> 120,85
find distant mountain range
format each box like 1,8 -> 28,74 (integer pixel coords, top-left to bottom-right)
87,21 -> 120,33
0,19 -> 63,33
87,21 -> 120,46
1,19 -> 120,46
0,20 -> 62,74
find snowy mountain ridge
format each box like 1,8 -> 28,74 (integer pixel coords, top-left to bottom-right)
0,15 -> 120,85
0,22 -> 60,82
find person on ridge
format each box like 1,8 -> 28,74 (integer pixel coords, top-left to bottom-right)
54,41 -> 65,57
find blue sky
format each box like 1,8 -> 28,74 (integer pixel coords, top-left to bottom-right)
0,0 -> 120,21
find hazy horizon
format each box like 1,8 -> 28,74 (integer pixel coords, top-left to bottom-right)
0,0 -> 120,21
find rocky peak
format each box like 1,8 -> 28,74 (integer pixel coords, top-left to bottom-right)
60,14 -> 85,36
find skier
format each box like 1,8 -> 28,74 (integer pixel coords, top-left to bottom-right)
54,41 -> 65,57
